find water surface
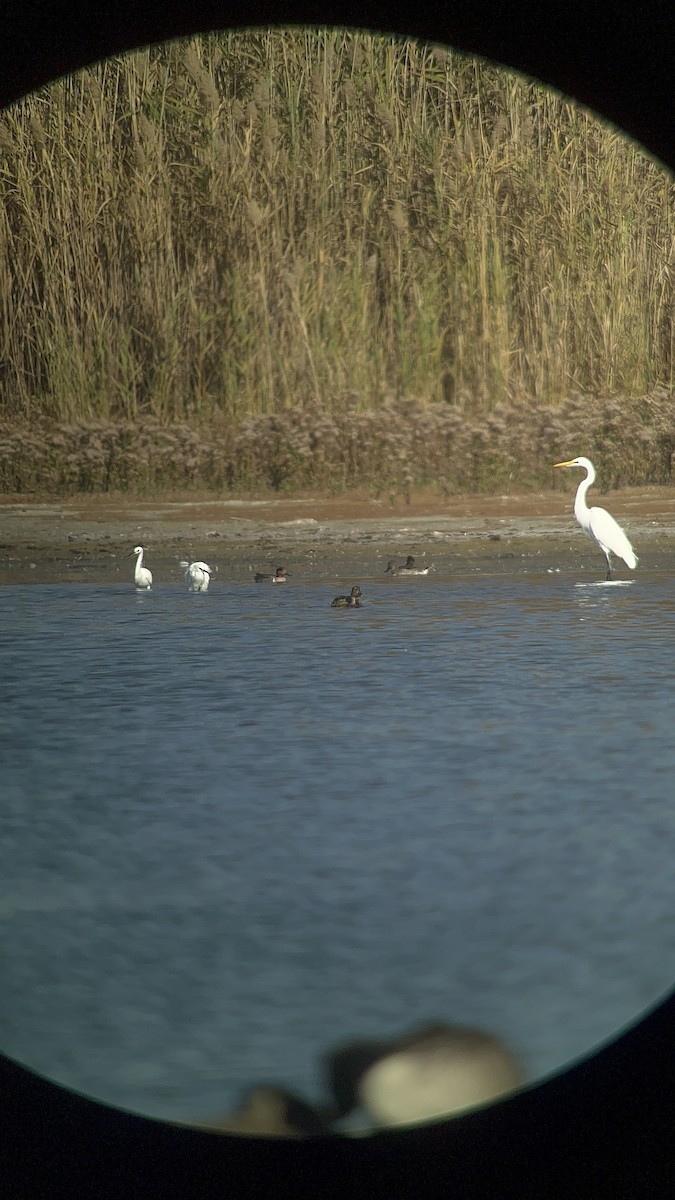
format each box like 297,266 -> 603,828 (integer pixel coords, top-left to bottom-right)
1,570 -> 674,1122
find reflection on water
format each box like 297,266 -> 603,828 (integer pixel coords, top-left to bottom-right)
1,572 -> 675,1125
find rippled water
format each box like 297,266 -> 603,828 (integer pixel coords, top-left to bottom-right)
1,570 -> 675,1123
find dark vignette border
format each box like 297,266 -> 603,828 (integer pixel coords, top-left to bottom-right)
0,2 -> 673,1197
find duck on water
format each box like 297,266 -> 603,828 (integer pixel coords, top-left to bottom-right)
385,556 -> 432,576
331,586 -> 363,608
254,566 -> 288,583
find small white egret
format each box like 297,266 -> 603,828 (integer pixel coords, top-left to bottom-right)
131,545 -> 152,589
554,456 -> 638,580
179,560 -> 213,592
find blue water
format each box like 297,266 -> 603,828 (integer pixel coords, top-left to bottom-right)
1,571 -> 675,1123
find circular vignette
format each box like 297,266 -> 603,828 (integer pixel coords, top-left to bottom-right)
0,2 -> 673,1199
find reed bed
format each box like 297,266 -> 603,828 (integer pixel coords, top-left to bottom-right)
0,29 -> 673,494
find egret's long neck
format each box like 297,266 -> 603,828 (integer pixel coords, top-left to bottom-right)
573,464 -> 594,529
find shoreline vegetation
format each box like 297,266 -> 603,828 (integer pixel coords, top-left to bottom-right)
1,389 -> 675,498
0,30 -> 673,498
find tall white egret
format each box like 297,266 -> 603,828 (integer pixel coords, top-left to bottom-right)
179,560 -> 213,592
553,456 -> 638,580
131,545 -> 152,589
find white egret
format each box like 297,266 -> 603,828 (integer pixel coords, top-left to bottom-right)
131,545 -> 152,589
179,559 -> 213,592
554,456 -> 638,580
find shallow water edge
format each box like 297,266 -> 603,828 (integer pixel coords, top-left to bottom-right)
1,489 -> 674,584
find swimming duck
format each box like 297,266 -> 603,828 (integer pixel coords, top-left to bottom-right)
131,545 -> 152,590
397,555 -> 431,575
254,566 -> 288,583
179,560 -> 213,592
384,559 -> 399,575
324,1020 -> 525,1130
331,585 -> 363,608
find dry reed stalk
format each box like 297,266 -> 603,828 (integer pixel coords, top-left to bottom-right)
0,30 -> 671,441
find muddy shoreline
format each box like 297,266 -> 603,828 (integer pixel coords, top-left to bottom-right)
1,488 -> 674,584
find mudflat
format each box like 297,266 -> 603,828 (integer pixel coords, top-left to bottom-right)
1,487 -> 674,584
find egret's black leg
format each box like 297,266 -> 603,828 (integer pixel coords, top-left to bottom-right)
605,553 -> 612,581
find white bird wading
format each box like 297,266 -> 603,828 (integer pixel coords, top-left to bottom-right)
554,456 -> 637,580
